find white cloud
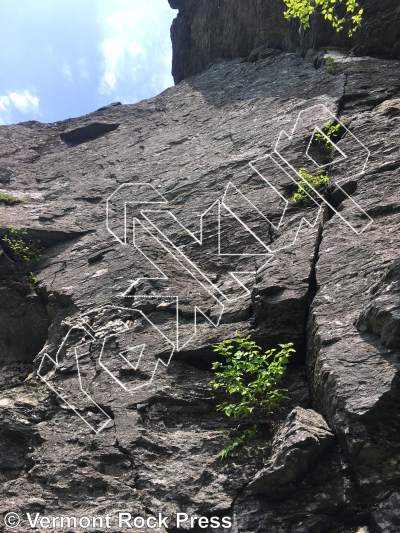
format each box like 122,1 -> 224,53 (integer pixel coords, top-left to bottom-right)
0,95 -> 11,125
98,4 -> 171,98
77,56 -> 90,80
98,10 -> 140,94
99,38 -> 122,94
62,61 -> 74,82
99,34 -> 147,94
0,90 -> 40,124
9,90 -> 39,114
106,10 -> 138,32
0,95 -> 10,113
129,41 -> 146,56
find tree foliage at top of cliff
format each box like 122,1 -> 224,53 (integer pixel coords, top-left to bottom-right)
283,0 -> 363,36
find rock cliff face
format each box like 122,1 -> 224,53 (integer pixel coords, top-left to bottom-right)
168,0 -> 400,83
0,2 -> 399,532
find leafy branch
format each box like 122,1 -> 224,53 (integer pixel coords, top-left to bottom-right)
220,424 -> 258,460
283,0 -> 363,37
291,119 -> 342,206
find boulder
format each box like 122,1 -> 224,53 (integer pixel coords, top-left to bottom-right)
371,493 -> 400,533
249,407 -> 334,496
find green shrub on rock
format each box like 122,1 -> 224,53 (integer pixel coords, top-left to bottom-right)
1,225 -> 43,288
2,225 -> 43,263
314,119 -> 340,150
210,334 -> 294,459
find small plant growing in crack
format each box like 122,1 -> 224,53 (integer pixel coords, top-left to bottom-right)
210,334 -> 295,459
326,56 -> 335,73
292,168 -> 329,206
314,119 -> 340,151
291,119 -> 341,206
0,192 -> 31,205
1,224 -> 44,289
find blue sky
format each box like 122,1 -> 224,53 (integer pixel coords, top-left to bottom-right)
0,0 -> 177,125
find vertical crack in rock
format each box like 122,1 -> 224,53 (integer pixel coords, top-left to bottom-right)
306,223 -> 323,316
303,221 -> 324,402
337,73 -> 348,119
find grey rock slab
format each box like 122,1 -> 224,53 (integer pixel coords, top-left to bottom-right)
60,122 -> 120,145
0,248 -> 14,277
0,43 -> 399,530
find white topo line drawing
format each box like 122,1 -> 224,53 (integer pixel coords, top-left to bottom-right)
39,104 -> 374,433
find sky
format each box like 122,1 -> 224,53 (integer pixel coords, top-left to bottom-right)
0,0 -> 177,125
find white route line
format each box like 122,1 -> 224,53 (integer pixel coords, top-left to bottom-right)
96,306 -> 176,392
131,218 -> 225,350
37,324 -> 113,434
305,126 -> 347,168
222,166 -> 289,231
106,182 -> 168,245
38,305 -> 177,426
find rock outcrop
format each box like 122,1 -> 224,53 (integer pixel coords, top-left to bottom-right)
0,1 -> 399,532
